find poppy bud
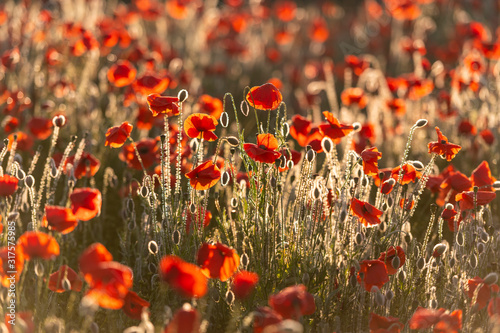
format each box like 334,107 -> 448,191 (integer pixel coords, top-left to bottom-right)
429,299 -> 438,309
374,290 -> 385,306
339,209 -> 347,222
270,176 -> 277,188
417,257 -> 425,270
189,139 -> 198,152
267,205 -> 274,217
410,160 -> 424,171
456,232 -> 464,246
35,262 -> 45,276
140,186 -> 149,198
24,174 -> 34,188
286,160 -> 294,169
415,119 -> 428,128
445,203 -> 454,210
177,89 -> 188,103
387,197 -> 393,207
16,168 -> 25,180
62,277 -> 72,291
370,285 -> 380,293
220,112 -> 229,128
381,202 -> 389,211
281,122 -> 290,137
313,186 -> 321,200
484,272 -> 498,285
391,256 -> 400,270
449,257 -> 455,268
52,115 -> 66,127
148,262 -> 157,274
432,243 -> 447,257
225,290 -> 235,305
172,230 -> 181,245
148,240 -> 159,254
398,270 -> 406,281
355,233 -> 363,245
493,181 -> 500,189
480,231 -> 489,243
240,253 -> 249,268
302,273 -> 310,285
321,137 -> 333,153
240,100 -> 249,116
386,290 -> 394,301
349,274 -> 357,286
226,136 -> 239,147
477,242 -> 485,254
352,122 -> 361,132
361,176 -> 368,187
306,149 -> 316,162
189,203 -> 196,213
90,322 -> 99,333
221,171 -> 230,187
379,221 -> 386,232
231,198 -> 238,208
469,254 -> 477,268
50,159 -> 58,178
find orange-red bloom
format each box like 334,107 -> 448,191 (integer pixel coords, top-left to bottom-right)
122,291 -> 150,320
269,284 -> 315,320
0,174 -> 18,196
455,190 -> 496,210
465,277 -> 499,310
378,246 -> 405,275
319,111 -> 354,141
357,260 -> 389,292
70,188 -> 102,221
361,147 -> 382,177
243,133 -> 282,164
119,137 -> 160,170
197,243 -> 240,282
290,115 -> 312,147
341,87 -> 367,108
158,255 -> 208,298
147,94 -> 180,117
107,60 -> 136,87
409,307 -> 462,332
184,113 -> 218,141
42,206 -> 78,234
442,205 -> 459,232
197,94 -> 223,119
165,303 -> 201,333
253,307 -> 283,333
350,198 -> 383,227
79,243 -> 113,278
105,121 -> 133,148
391,162 -> 422,185
246,83 -> 283,110
65,152 -> 101,179
369,313 -> 403,333
0,247 -> 23,288
231,270 -> 259,299
470,161 -> 496,191
185,160 -> 221,190
428,127 -> 461,161
48,265 -> 83,293
133,72 -> 170,95
17,232 -> 60,261
27,117 -> 53,140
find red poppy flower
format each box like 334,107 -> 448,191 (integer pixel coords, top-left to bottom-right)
428,127 -> 461,161
105,121 -> 133,148
404,75 -> 434,100
306,126 -> 325,152
70,188 -> 102,221
387,0 -> 421,21
470,161 -> 496,191
197,94 -> 223,119
369,313 -> 404,333
231,270 -> 259,299
246,83 -> 282,110
7,132 -> 34,152
275,1 -> 296,21
79,243 -> 113,278
488,297 -> 500,317
27,117 -> 53,140
442,205 -> 459,232
42,206 -> 78,234
278,148 -> 302,172
319,112 -> 354,141
386,98 -> 406,116
350,198 -> 383,227
84,261 -> 134,309
122,291 -> 150,320
409,307 -> 462,332
133,72 -> 170,96
361,147 -> 382,177
269,284 -> 315,320
399,198 -> 414,210
65,152 -> 101,179
479,129 -> 495,145
455,191 -> 496,210
0,174 -> 18,196
16,232 -> 60,261
165,303 -> 201,333
341,87 -> 367,108
465,277 -> 498,310
48,265 -> 83,293
290,115 -> 312,147
345,55 -> 369,76
253,307 -> 283,333
391,163 -> 422,185
4,311 -> 35,333
458,119 -> 477,136
0,247 -> 24,288
197,243 -> 240,282
309,17 -> 329,43
185,160 -> 221,191
243,133 -> 282,164
146,94 -> 180,117
378,246 -> 405,275
2,116 -> 19,133
185,207 -> 212,234
119,137 -> 160,170
107,60 -> 136,87
158,255 -> 208,298
184,113 -> 218,141
357,260 -> 389,292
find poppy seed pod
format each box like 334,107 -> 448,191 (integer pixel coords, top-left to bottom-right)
52,115 -> 66,127
281,122 -> 290,137
231,198 -> 238,208
148,241 -> 158,255
386,290 -> 394,301
240,253 -> 249,267
415,119 -> 428,128
267,204 -> 274,217
172,230 -> 181,245
140,186 -> 149,198
375,290 -> 385,306
432,243 -> 447,257
221,171 -> 230,186
240,100 -> 249,116
456,232 -> 464,246
306,149 -> 316,162
321,137 -> 333,153
469,254 -> 477,268
417,257 -> 425,270
483,272 -> 498,285
352,122 -> 361,132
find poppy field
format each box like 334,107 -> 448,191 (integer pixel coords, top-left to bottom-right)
1,0 -> 500,332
